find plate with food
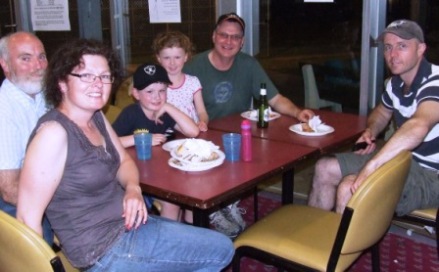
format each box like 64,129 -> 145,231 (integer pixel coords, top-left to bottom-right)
162,139 -> 186,152
289,123 -> 334,136
168,155 -> 225,172
166,139 -> 225,171
241,108 -> 281,122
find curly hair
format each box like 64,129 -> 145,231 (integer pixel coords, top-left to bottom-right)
44,39 -> 123,107
152,31 -> 195,59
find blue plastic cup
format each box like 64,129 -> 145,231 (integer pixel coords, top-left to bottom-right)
222,133 -> 241,162
134,132 -> 152,160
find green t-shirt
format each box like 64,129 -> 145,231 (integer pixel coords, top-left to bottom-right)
183,50 -> 278,120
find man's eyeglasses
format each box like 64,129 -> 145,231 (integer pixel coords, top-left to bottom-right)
70,73 -> 114,84
216,31 -> 243,42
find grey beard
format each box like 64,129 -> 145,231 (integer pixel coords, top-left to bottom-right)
14,80 -> 43,96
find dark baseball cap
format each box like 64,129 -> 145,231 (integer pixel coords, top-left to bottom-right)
132,63 -> 172,90
377,19 -> 424,43
215,12 -> 246,35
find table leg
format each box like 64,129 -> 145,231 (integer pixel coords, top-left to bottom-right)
254,187 -> 258,222
282,168 -> 294,204
192,208 -> 210,228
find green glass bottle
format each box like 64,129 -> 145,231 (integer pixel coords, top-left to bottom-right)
257,83 -> 268,128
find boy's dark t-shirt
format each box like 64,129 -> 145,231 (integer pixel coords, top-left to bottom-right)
112,103 -> 176,136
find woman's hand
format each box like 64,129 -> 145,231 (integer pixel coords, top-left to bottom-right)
122,185 -> 148,230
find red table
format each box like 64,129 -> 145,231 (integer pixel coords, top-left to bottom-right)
129,130 -> 318,227
208,109 -> 367,154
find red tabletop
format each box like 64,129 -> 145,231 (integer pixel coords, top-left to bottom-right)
208,109 -> 367,154
128,129 -> 318,226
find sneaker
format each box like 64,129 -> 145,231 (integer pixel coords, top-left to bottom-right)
222,201 -> 247,230
209,211 -> 241,238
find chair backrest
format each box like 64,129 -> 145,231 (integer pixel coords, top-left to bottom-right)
301,63 -> 342,112
114,76 -> 136,109
103,104 -> 122,123
302,64 -> 321,109
341,151 -> 411,254
0,211 -> 65,272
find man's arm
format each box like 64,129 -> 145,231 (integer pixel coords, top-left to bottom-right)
0,169 -> 20,205
268,94 -> 314,122
352,100 -> 439,192
364,103 -> 394,139
372,101 -> 438,163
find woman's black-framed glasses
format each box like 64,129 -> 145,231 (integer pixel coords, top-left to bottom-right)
70,73 -> 114,84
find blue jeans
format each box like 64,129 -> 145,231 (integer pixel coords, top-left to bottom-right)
0,197 -> 54,245
86,215 -> 234,272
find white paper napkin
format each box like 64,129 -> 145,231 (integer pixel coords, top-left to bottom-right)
249,107 -> 273,120
249,110 -> 258,119
308,115 -> 323,131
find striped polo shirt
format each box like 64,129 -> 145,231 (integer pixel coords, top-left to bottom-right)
382,58 -> 439,170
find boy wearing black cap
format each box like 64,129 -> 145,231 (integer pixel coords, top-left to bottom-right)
309,19 -> 439,216
113,63 -> 200,221
113,63 -> 199,148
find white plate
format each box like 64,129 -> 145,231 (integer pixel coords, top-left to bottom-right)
162,139 -> 219,153
241,110 -> 281,122
162,139 -> 186,152
168,150 -> 225,172
289,123 -> 335,136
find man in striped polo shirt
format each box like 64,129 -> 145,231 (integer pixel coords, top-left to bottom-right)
308,19 -> 439,215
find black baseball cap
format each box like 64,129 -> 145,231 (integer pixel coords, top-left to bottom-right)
133,63 -> 172,90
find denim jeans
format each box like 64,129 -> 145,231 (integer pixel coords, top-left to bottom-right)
86,215 -> 234,272
0,197 -> 54,245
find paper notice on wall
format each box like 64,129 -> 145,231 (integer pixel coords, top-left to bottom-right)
31,0 -> 71,31
148,0 -> 181,23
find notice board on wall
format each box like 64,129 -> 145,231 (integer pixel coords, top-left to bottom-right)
31,0 -> 71,31
148,0 -> 182,23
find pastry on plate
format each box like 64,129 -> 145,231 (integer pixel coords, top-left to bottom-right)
175,139 -> 219,163
301,123 -> 314,132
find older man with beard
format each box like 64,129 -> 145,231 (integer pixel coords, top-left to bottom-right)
0,31 -> 53,244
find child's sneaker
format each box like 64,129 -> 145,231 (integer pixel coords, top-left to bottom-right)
209,210 -> 241,238
222,201 -> 247,230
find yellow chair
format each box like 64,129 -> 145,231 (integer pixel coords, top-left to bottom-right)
103,104 -> 122,123
383,121 -> 438,256
394,208 -> 439,257
0,211 -> 78,272
233,151 -> 411,272
114,76 -> 136,109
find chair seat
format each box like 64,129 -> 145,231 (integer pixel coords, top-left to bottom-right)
233,151 -> 411,272
409,208 -> 437,220
234,205 -> 361,271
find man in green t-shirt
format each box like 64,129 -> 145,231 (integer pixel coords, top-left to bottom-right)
184,12 -> 314,121
184,12 -> 315,238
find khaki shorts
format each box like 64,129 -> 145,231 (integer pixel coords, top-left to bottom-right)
335,151 -> 439,216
